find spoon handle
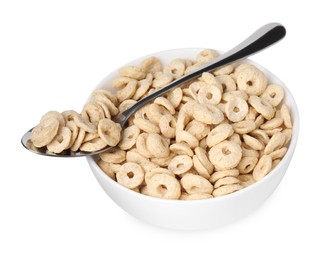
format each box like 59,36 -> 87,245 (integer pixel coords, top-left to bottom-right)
121,23 -> 286,123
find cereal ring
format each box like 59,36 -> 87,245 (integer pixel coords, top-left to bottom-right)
179,192 -> 190,200
269,147 -> 287,160
136,133 -> 153,158
118,125 -> 140,150
166,87 -> 183,108
31,117 -> 60,147
41,111 -> 65,126
139,56 -> 162,74
241,145 -> 260,158
66,121 -> 79,148
133,73 -> 153,100
119,66 -> 146,80
83,132 -> 99,143
196,49 -> 219,63
176,130 -> 199,149
214,176 -> 240,189
264,132 -> 286,155
213,65 -> 234,76
97,159 -> 115,180
228,133 -> 242,145
245,107 -> 258,121
180,174 -> 214,194
146,133 -> 170,158
185,120 -> 210,140
237,174 -> 255,187
151,152 -> 176,167
232,120 -> 256,135
80,137 -> 107,152
81,103 -> 105,125
250,129 -> 270,145
272,159 -> 281,169
195,147 -> 214,173
197,84 -> 222,105
189,81 -> 206,99
126,150 -> 149,165
248,96 -> 275,120
133,118 -> 160,134
209,140 -> 242,170
140,185 -> 149,196
199,138 -> 207,150
235,64 -> 267,95
209,169 -> 239,184
100,149 -> 126,164
253,155 -> 272,181
92,89 -> 118,106
62,110 -> 97,133
95,100 -> 111,119
111,76 -> 133,89
193,155 -> 211,179
159,114 -> 176,138
193,103 -> 224,125
260,118 -> 284,130
70,129 -> 86,152
147,103 -> 170,124
242,134 -> 265,151
282,129 -> 292,146
152,71 -> 173,88
201,72 -> 223,92
222,90 -> 248,102
116,162 -> 145,189
118,99 -> 137,114
206,123 -> 234,148
165,59 -> 185,79
185,193 -> 213,200
264,128 -> 283,137
237,156 -> 258,174
117,79 -> 137,102
212,184 -> 243,197
168,155 -> 193,175
260,84 -> 284,107
46,126 -> 72,153
169,143 -> 194,157
147,173 -> 181,200
154,97 -> 175,115
144,168 -> 174,185
98,118 -> 122,147
225,97 -> 249,122
178,100 -> 196,116
217,74 -> 236,91
91,93 -> 119,116
184,63 -> 203,74
254,115 -> 265,129
280,104 -> 292,128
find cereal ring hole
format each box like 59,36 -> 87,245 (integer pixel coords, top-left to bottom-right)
233,106 -> 240,113
246,80 -> 253,86
157,184 -> 168,194
270,92 -> 276,98
127,171 -> 134,178
206,92 -> 213,99
222,147 -> 231,155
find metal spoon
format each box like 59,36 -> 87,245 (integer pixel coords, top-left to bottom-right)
21,23 -> 286,157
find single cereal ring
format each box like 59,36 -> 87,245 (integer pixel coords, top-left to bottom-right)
245,107 -> 258,121
193,155 -> 211,179
119,66 -> 146,80
169,143 -> 194,157
94,100 -> 111,119
280,104 -> 292,128
166,87 -> 183,108
229,133 -> 242,145
199,138 -> 207,150
212,184 -> 243,197
181,174 -> 214,194
250,129 -> 270,145
83,132 -> 99,143
79,137 -> 107,152
196,49 -> 219,63
97,159 -> 115,180
195,147 -> 214,173
282,129 -> 292,146
206,123 -> 234,148
176,111 -> 191,132
197,84 -> 222,105
152,71 -> 173,89
136,133 -> 153,158
81,103 -> 105,125
235,64 -> 267,95
100,149 -> 126,164
133,73 -> 153,100
66,121 -> 79,148
116,162 -> 145,189
146,133 -> 170,158
225,97 -> 249,122
46,126 -> 72,153
260,84 -> 284,107
126,150 -> 149,165
264,132 -> 286,155
168,155 -> 193,175
92,89 -> 118,106
193,103 -> 224,125
209,140 -> 242,170
222,90 -> 248,102
243,134 -> 265,151
111,76 -> 133,89
179,100 -> 197,116
248,96 -> 275,120
264,127 -> 283,137
62,110 -> 97,134
201,72 -> 223,92
154,97 -> 175,115
159,114 -> 176,138
165,59 -> 185,79
214,176 -> 240,189
185,193 -> 213,200
185,120 -> 210,140
139,56 -> 162,74
144,168 -> 174,185
269,147 -> 287,160
118,125 -> 140,150
31,117 -> 60,148
185,63 -> 203,74
213,65 -> 234,76
147,173 -> 181,200
237,156 -> 258,174
98,118 -> 122,147
118,99 -> 137,114
216,74 -> 236,91
133,118 -> 160,134
41,111 -> 65,126
147,103 -> 170,124
151,153 -> 176,167
241,145 -> 260,158
237,174 -> 255,187
176,130 -> 199,149
253,155 -> 272,181
232,120 -> 256,135
209,169 -> 239,184
70,129 -> 86,152
117,79 -> 137,102
272,159 -> 281,169
260,117 -> 284,130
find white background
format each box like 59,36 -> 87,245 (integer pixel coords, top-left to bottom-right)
0,0 -> 327,259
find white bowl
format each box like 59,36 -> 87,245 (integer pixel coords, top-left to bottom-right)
86,48 -> 299,230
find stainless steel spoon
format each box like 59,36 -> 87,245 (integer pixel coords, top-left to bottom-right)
21,23 -> 286,157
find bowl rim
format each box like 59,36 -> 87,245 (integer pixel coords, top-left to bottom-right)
87,47 -> 300,205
